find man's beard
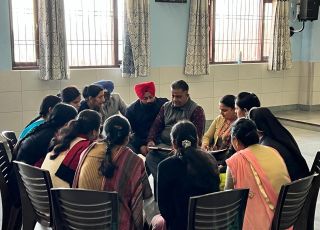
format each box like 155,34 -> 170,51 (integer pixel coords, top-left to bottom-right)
141,102 -> 155,109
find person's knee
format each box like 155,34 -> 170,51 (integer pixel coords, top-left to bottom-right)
146,151 -> 158,177
151,214 -> 167,230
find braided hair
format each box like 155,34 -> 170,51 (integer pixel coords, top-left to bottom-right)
51,109 -> 101,159
99,115 -> 131,178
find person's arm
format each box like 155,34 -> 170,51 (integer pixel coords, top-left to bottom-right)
117,94 -> 127,115
224,166 -> 235,190
147,106 -> 165,144
201,117 -> 219,149
190,106 -> 206,145
125,105 -> 136,132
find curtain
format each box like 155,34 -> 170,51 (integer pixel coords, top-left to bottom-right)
184,0 -> 209,76
268,0 -> 292,71
38,0 -> 69,80
122,0 -> 150,78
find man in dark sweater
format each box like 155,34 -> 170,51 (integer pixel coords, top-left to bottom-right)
126,81 -> 168,155
146,80 -> 206,180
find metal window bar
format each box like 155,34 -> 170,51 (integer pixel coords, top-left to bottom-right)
117,0 -> 124,63
10,0 -> 123,68
210,0 -> 273,63
9,0 -> 38,67
64,0 -> 118,67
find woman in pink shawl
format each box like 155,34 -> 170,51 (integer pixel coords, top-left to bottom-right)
225,119 -> 290,230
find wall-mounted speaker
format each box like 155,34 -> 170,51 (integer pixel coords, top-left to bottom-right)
299,0 -> 320,21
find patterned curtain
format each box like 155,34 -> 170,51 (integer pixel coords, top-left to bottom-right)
122,0 -> 150,78
184,0 -> 209,76
268,0 -> 292,71
38,0 -> 69,80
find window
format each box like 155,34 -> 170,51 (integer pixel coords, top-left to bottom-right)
9,0 -> 38,67
209,0 -> 273,63
9,0 -> 123,68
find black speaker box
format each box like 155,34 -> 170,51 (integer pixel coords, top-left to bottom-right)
300,0 -> 320,21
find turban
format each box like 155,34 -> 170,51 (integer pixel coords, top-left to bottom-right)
134,81 -> 156,100
94,80 -> 114,93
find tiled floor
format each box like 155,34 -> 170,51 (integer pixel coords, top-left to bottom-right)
286,126 -> 320,228
1,110 -> 319,229
276,109 -> 320,227
274,110 -> 320,125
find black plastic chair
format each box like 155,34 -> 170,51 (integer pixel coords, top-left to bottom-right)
1,131 -> 18,153
271,174 -> 317,230
51,188 -> 119,230
13,160 -> 54,230
295,151 -> 320,230
0,141 -> 21,230
187,189 -> 249,230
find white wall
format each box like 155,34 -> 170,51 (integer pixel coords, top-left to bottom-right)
0,62 -> 306,134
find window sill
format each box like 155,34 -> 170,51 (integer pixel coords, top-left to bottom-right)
12,65 -> 121,71
210,60 -> 268,65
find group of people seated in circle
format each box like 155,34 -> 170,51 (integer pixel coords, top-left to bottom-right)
13,79 -> 310,230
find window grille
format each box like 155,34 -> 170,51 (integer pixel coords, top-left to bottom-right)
10,0 -> 38,67
9,0 -> 123,68
210,0 -> 273,63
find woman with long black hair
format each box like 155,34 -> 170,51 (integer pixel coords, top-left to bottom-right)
152,120 -> 220,230
19,95 -> 61,139
15,103 -> 77,166
42,109 -> 101,187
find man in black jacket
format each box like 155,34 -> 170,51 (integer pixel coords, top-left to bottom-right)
126,81 -> 168,155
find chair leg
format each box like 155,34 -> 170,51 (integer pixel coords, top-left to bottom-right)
7,206 -> 22,230
20,192 -> 37,230
22,217 -> 36,230
154,178 -> 157,202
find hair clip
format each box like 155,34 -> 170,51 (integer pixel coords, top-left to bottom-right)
182,140 -> 191,149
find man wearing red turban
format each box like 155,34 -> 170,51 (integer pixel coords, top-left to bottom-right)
126,81 -> 168,155
134,81 -> 156,100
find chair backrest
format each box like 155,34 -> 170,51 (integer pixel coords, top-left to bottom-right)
295,151 -> 320,230
1,131 -> 17,153
51,188 -> 119,230
0,140 -> 12,183
0,140 -> 16,229
13,160 -> 53,227
187,189 -> 249,230
271,174 -> 317,230
311,151 -> 320,174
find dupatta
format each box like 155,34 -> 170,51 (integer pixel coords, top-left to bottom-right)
227,148 -> 278,230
